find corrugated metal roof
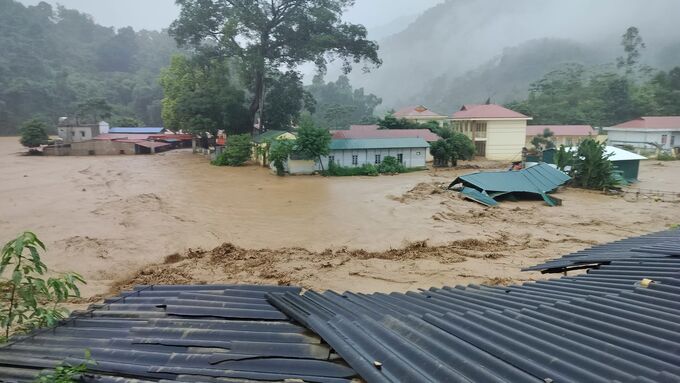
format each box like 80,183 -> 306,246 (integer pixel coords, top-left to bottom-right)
452,104 -> 531,120
449,163 -> 570,206
330,138 -> 430,150
332,129 -> 441,142
109,128 -> 166,134
252,130 -> 293,144
269,229 -> 680,383
0,284 -> 357,383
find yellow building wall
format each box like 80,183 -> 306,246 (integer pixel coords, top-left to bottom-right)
486,120 -> 527,161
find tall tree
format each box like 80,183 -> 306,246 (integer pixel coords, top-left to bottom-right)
306,74 -> 381,129
617,26 -> 646,75
170,0 -> 381,131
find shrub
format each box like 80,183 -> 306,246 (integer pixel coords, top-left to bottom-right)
1,232 -> 85,341
377,156 -> 405,174
269,140 -> 294,176
213,134 -> 252,166
656,152 -> 677,161
295,119 -> 331,170
326,162 -> 378,176
35,350 -> 96,383
556,139 -> 620,190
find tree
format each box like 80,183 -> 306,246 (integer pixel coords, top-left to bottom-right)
213,134 -> 253,166
530,128 -> 555,150
263,71 -> 313,131
170,0 -> 381,129
377,113 -> 422,130
269,139 -> 295,176
555,139 -> 619,189
429,140 -> 450,167
295,117 -> 332,171
617,26 -> 645,75
110,117 -> 142,127
431,126 -> 475,167
1,232 -> 85,341
305,75 -> 381,129
76,98 -> 112,124
160,55 -> 251,135
19,119 -> 49,151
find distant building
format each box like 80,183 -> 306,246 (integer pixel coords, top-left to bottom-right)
332,124 -> 441,162
526,125 -> 596,147
251,130 -> 297,166
321,138 -> 429,169
604,116 -> 680,151
57,119 -> 109,144
452,104 -> 532,161
393,105 -> 448,125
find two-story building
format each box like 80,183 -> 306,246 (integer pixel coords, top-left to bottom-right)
604,116 -> 680,152
451,104 -> 532,161
526,125 -> 596,147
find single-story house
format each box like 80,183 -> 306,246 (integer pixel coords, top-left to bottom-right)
43,133 -> 189,156
452,104 -> 532,161
252,130 -> 297,165
320,138 -> 429,170
393,105 -> 448,125
333,125 -> 441,162
604,116 -> 680,151
526,125 -> 596,147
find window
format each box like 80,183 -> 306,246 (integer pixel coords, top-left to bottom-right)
661,135 -> 668,145
328,155 -> 335,165
397,153 -> 404,164
473,122 -> 487,138
566,138 -> 573,146
80,131 -> 86,137
374,154 -> 381,164
672,135 -> 676,147
352,155 -> 358,165
71,131 -> 75,136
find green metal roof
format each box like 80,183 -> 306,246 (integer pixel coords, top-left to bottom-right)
449,163 -> 571,206
330,138 -> 430,150
252,130 -> 293,144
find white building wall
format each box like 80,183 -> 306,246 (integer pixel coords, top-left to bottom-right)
486,120 -> 527,161
321,147 -> 428,169
606,130 -> 677,150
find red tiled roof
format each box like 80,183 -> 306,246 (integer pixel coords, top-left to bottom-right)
452,104 -> 530,119
611,116 -> 680,129
333,126 -> 441,142
526,125 -> 595,136
348,124 -> 380,131
393,105 -> 445,118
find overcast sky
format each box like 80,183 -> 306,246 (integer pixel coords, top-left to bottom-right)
17,0 -> 444,32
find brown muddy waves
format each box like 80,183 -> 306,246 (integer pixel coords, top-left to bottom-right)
1,137 -> 677,297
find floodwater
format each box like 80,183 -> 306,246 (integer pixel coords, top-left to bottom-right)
1,137 -> 678,296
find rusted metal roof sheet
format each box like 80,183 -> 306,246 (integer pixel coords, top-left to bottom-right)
269,229 -> 680,383
0,285 -> 357,383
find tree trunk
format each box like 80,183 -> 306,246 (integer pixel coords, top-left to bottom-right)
249,70 -> 264,135
318,155 -> 325,172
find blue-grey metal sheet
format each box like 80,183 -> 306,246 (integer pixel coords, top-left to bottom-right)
449,163 -> 570,195
0,284 -> 356,383
269,229 -> 680,383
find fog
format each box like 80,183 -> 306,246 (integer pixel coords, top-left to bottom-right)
17,0 -> 443,33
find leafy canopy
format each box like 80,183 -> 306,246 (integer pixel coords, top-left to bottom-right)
431,126 -> 476,167
305,75 -> 381,129
213,134 -> 253,166
20,119 -> 49,149
170,0 -> 381,125
295,118 -> 332,169
555,139 -> 619,190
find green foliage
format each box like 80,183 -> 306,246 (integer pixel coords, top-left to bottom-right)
530,128 -> 556,150
617,26 -> 646,75
305,75 -> 381,129
377,156 -> 406,174
295,119 -> 332,170
556,139 -> 620,189
656,152 -> 677,161
263,71 -> 314,131
212,134 -> 252,166
269,139 -> 295,176
326,162 -> 378,177
1,232 -> 85,341
110,117 -> 142,127
76,98 -> 112,124
19,119 -> 49,149
170,0 -> 381,127
35,350 -> 96,383
377,114 -> 422,130
0,2 -> 180,134
161,55 -> 250,135
431,126 -> 476,167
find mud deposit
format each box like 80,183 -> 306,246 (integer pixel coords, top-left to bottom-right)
1,137 -> 679,297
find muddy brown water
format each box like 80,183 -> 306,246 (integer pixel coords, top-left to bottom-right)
1,137 -> 678,297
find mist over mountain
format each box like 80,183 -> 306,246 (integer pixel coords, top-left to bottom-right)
349,0 -> 680,113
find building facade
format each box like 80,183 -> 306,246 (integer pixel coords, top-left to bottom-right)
452,104 -> 531,161
526,125 -> 596,147
320,138 -> 429,169
332,125 -> 441,162
605,117 -> 680,151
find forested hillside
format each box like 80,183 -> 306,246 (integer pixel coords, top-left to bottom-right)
0,0 -> 180,135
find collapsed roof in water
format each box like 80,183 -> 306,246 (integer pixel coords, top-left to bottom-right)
449,163 -> 571,206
